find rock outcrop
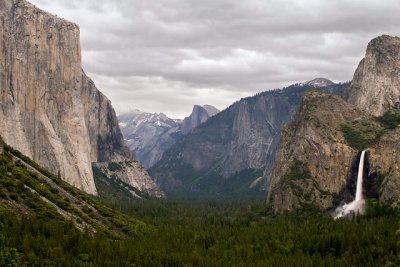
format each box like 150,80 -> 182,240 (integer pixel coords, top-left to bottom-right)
304,78 -> 336,88
93,161 -> 165,198
0,0 -> 163,197
118,105 -> 219,169
81,72 -> 132,163
347,35 -> 400,116
180,105 -> 220,134
269,91 -> 400,212
118,111 -> 183,169
150,81 -> 347,197
369,126 -> 400,206
269,35 -> 400,212
268,92 -> 364,212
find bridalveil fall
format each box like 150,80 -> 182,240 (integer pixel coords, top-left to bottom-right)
334,150 -> 366,219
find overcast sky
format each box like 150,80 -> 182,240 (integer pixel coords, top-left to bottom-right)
29,0 -> 400,118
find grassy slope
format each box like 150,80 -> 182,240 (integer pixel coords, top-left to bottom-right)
0,145 -> 147,238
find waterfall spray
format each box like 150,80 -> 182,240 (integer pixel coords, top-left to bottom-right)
334,150 -> 366,219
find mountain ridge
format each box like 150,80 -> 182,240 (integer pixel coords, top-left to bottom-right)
268,35 -> 400,212
118,104 -> 219,168
150,80 -> 348,198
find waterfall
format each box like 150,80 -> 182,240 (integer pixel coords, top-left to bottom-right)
355,150 -> 366,202
333,150 -> 366,219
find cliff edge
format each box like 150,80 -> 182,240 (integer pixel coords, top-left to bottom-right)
0,0 -> 163,197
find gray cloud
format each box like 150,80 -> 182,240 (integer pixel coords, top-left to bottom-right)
29,0 -> 400,118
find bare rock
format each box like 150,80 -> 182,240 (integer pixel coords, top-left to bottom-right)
269,35 -> 400,212
370,128 -> 400,206
118,111 -> 183,169
118,105 -> 219,169
0,0 -> 163,197
347,35 -> 400,116
268,92 -> 361,212
94,161 -> 165,198
150,82 -> 347,197
180,105 -> 220,134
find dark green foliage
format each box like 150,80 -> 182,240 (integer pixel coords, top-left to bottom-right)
0,145 -> 147,240
340,112 -> 400,149
376,110 -> 400,129
0,223 -> 20,267
0,142 -> 399,266
107,162 -> 123,172
92,166 -> 148,205
280,160 -> 337,207
282,160 -> 311,182
168,166 -> 264,199
1,193 -> 400,266
340,121 -> 384,149
0,196 -> 398,266
150,82 -> 350,199
364,199 -> 395,218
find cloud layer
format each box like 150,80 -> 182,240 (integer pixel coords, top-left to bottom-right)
29,0 -> 400,118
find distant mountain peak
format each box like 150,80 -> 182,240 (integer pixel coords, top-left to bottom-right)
181,105 -> 220,134
118,104 -> 218,168
347,34 -> 400,116
304,78 -> 335,87
190,105 -> 220,117
201,105 -> 220,116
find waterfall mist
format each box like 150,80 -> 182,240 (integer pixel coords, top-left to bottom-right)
334,150 -> 366,219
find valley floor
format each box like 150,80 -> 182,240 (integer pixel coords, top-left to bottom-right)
1,197 -> 399,266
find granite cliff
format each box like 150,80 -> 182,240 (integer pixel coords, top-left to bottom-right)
268,92 -> 365,212
0,0 -> 163,197
347,35 -> 400,116
269,35 -> 400,212
150,81 -> 347,197
118,105 -> 219,169
180,105 -> 220,134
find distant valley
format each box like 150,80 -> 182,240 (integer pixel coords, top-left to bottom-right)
1,0 -> 400,265
118,105 -> 219,168
149,79 -> 348,198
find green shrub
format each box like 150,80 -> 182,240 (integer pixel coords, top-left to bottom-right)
282,160 -> 311,182
376,111 -> 400,129
340,122 -> 383,149
108,162 -> 124,172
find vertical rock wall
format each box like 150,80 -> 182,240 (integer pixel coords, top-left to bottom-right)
347,35 -> 400,116
0,0 -> 95,194
0,0 -> 163,197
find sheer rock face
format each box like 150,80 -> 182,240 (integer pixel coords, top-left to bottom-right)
118,111 -> 183,169
347,35 -> 400,116
269,35 -> 400,212
150,91 -> 300,194
180,105 -> 220,134
93,161 -> 165,198
150,82 -> 347,196
81,72 -> 132,163
0,0 -> 162,197
268,92 -> 400,212
369,129 -> 400,206
268,92 -> 362,212
118,105 -> 219,169
0,0 -> 95,193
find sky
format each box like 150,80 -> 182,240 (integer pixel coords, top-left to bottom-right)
29,0 -> 400,118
